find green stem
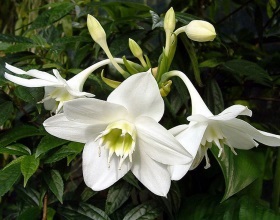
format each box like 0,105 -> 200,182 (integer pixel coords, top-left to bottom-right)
272,147 -> 280,213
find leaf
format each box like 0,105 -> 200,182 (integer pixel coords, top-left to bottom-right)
0,143 -> 31,155
175,12 -> 199,25
81,187 -> 97,202
0,101 -> 13,125
105,181 -> 132,215
123,171 -> 141,190
222,59 -> 272,86
0,125 -> 44,147
211,147 -> 265,201
30,2 -> 75,30
58,203 -> 111,220
0,161 -> 21,197
35,135 -> 69,158
0,34 -> 33,43
5,43 -> 38,53
44,145 -> 77,164
21,155 -> 40,187
66,142 -> 84,165
204,79 -> 224,115
14,86 -> 44,104
43,170 -> 64,204
123,201 -> 161,220
16,185 -> 40,206
17,207 -> 41,220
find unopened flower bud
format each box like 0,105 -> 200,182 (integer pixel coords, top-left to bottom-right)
164,7 -> 176,33
129,38 -> 143,58
185,20 -> 216,42
87,14 -> 107,45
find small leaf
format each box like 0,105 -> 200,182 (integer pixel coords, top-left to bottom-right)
123,201 -> 161,220
105,181 -> 132,215
0,143 -> 31,155
14,86 -> 44,104
17,207 -> 41,220
0,101 -> 13,125
123,171 -> 141,190
101,70 -> 121,89
44,145 -> 77,164
21,155 -> 40,187
0,161 -> 21,197
0,125 -> 44,147
43,170 -> 64,204
35,135 -> 69,158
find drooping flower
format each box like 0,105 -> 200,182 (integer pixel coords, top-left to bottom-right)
4,59 -> 122,113
162,70 -> 280,179
43,70 -> 192,196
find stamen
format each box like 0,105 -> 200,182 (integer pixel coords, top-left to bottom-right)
204,150 -> 211,169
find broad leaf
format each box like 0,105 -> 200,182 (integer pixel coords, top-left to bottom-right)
21,155 -> 40,187
123,202 -> 161,220
44,145 -> 77,164
204,79 -> 224,115
14,86 -> 44,104
43,170 -> 64,204
0,143 -> 31,156
0,101 -> 13,125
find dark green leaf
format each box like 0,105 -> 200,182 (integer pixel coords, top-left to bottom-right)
14,86 -> 44,104
35,135 -> 69,158
30,2 -> 75,30
21,155 -> 40,187
81,187 -> 97,202
211,147 -> 265,201
16,186 -> 40,206
0,101 -> 13,125
5,43 -> 38,53
66,142 -> 84,165
0,125 -> 44,147
0,162 -> 21,197
0,143 -> 31,155
222,59 -> 272,86
204,79 -> 224,114
105,181 -> 132,215
44,145 -> 77,164
0,34 -> 33,43
123,202 -> 161,220
175,12 -> 200,25
123,171 -> 141,190
43,170 -> 64,204
18,207 -> 41,220
58,203 -> 111,220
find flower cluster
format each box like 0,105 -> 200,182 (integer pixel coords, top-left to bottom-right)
4,7 -> 280,197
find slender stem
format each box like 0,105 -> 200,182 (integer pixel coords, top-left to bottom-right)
174,27 -> 185,36
42,193 -> 48,220
272,147 -> 280,213
161,70 -> 213,116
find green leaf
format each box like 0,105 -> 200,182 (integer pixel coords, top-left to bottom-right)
58,203 -> 111,220
0,101 -> 13,125
81,187 -> 97,202
35,135 -> 69,158
16,185 -> 40,206
123,202 -> 161,220
14,86 -> 44,104
0,34 -> 33,43
44,145 -> 77,164
105,181 -> 132,215
66,142 -> 84,165
123,171 -> 141,190
211,147 -> 265,201
0,143 -> 31,155
21,155 -> 40,187
175,12 -> 199,25
222,59 -> 272,86
43,170 -> 64,204
0,161 -> 21,197
17,207 -> 41,220
30,2 -> 75,30
204,79 -> 224,115
0,125 -> 44,147
5,43 -> 38,53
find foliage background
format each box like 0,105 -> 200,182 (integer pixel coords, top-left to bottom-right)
0,0 -> 279,219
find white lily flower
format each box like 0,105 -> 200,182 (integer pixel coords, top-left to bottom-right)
4,59 -> 123,114
43,71 -> 192,196
163,70 -> 280,179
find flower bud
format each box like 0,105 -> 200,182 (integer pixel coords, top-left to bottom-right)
87,14 -> 107,45
185,20 -> 216,42
164,7 -> 176,33
129,38 -> 143,58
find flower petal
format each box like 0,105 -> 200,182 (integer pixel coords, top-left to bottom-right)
107,71 -> 164,122
63,98 -> 128,124
223,119 -> 280,147
83,140 -> 131,191
43,114 -> 107,143
168,122 -> 208,180
5,73 -> 61,87
131,147 -> 171,197
210,105 -> 252,121
169,124 -> 189,136
135,116 -> 192,165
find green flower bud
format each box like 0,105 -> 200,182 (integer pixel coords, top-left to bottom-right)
129,38 -> 143,58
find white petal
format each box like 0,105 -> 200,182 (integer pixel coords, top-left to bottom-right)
65,84 -> 94,98
169,124 -> 189,136
43,99 -> 56,111
107,71 -> 164,122
223,119 -> 280,147
135,116 -> 192,165
43,114 -> 107,143
210,105 -> 252,121
168,122 -> 208,180
63,98 -> 128,124
131,147 -> 171,197
5,63 -> 26,74
5,73 -> 60,87
187,114 -> 209,122
83,140 -> 131,191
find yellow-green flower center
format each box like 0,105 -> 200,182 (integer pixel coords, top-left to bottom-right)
95,120 -> 136,169
49,87 -> 73,102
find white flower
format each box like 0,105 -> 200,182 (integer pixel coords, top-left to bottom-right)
175,20 -> 216,42
43,71 -> 192,196
5,59 -> 123,114
163,71 -> 280,179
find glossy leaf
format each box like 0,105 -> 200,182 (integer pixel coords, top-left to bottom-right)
0,101 -> 13,125
204,79 -> 224,114
14,86 -> 44,104
21,155 -> 40,187
43,170 -> 64,204
44,145 -> 77,164
0,143 -> 31,156
123,202 -> 161,220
